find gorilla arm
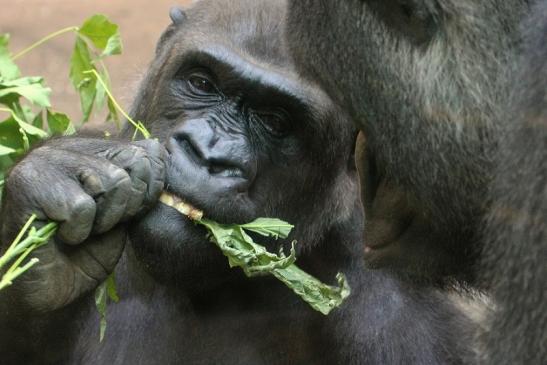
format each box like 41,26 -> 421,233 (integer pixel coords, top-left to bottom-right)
0,136 -> 166,362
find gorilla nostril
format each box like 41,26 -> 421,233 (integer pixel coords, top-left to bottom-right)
175,135 -> 206,165
171,128 -> 252,183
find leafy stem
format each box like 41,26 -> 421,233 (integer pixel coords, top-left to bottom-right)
12,26 -> 79,60
96,58 -> 120,129
0,214 -> 57,290
82,69 -> 150,139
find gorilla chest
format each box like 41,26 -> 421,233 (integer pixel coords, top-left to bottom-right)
74,289 -> 327,365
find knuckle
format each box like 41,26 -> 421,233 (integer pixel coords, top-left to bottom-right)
135,139 -> 167,162
70,193 -> 96,216
106,165 -> 130,185
114,171 -> 133,192
133,138 -> 157,151
8,158 -> 39,182
4,164 -> 42,201
116,145 -> 147,170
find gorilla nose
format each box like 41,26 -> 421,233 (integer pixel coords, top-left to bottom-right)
169,120 -> 256,188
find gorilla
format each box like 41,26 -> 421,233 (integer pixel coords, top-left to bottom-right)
286,0 -> 545,363
0,0 -> 474,364
481,1 -> 547,363
287,0 -> 526,285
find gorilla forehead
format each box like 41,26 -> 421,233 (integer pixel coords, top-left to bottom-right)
182,0 -> 289,67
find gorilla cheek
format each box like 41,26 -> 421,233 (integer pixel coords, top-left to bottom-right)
129,203 -> 230,285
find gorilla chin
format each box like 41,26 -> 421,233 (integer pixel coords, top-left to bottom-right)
130,201 -> 236,290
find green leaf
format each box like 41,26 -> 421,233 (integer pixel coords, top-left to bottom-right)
0,34 -> 20,80
240,218 -> 294,239
46,109 -> 71,134
6,100 -> 32,124
106,97 -> 119,124
15,103 -> 36,124
0,144 -> 16,156
63,122 -> 77,136
0,76 -> 51,107
69,37 -> 96,122
78,15 -> 122,56
106,273 -> 119,302
0,76 -> 44,88
0,117 -> 25,150
95,281 -> 107,342
1,107 -> 47,141
0,85 -> 51,108
94,273 -> 119,342
197,217 -> 350,315
32,111 -> 43,128
102,33 -> 122,57
94,72 -> 106,111
16,116 -> 49,138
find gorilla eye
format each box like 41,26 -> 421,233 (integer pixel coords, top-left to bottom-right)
187,73 -> 217,94
257,110 -> 291,137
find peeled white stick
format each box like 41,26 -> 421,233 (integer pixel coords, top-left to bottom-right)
159,191 -> 204,221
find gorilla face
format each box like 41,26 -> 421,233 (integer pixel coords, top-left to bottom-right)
126,0 -> 358,287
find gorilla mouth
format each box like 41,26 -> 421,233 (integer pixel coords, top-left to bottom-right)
159,191 -> 204,221
163,140 -> 258,224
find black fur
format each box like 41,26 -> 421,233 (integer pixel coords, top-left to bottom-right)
286,0 -> 546,363
0,1 -> 476,363
287,0 -> 527,285
480,0 -> 547,363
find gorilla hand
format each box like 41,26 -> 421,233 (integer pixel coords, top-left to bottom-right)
0,138 -> 166,312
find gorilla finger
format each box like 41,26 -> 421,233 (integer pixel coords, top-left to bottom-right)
144,163 -> 166,207
55,194 -> 97,245
79,168 -> 107,197
31,179 -> 97,245
70,226 -> 127,282
133,140 -> 167,207
2,159 -> 95,244
123,179 -> 147,219
112,148 -> 155,216
92,168 -> 131,234
80,164 -> 144,220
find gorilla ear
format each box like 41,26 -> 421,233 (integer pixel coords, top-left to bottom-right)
155,7 -> 186,55
169,7 -> 187,25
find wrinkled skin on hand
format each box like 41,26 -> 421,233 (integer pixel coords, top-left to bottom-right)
0,138 -> 166,312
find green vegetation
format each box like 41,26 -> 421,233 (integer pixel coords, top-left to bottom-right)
0,14 -> 130,341
160,192 -> 350,315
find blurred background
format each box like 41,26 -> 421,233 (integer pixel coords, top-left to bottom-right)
0,0 -> 192,122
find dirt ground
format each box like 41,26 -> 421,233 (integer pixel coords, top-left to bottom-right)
0,0 -> 191,122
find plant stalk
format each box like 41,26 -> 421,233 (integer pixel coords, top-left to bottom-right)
12,26 -> 79,60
